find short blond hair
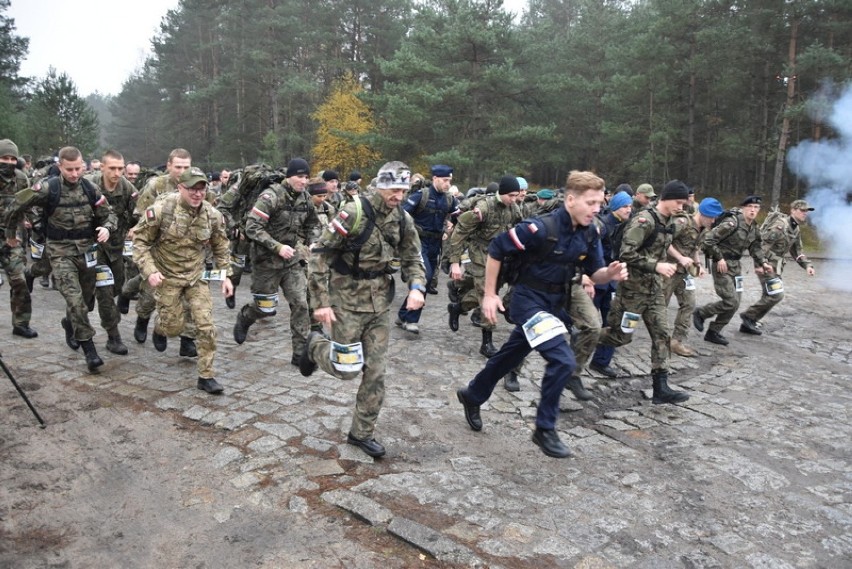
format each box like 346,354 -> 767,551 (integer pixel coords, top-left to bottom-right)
565,170 -> 605,194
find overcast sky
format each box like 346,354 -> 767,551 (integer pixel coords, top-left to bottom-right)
9,0 -> 528,97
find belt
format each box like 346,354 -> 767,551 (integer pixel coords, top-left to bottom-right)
516,275 -> 565,293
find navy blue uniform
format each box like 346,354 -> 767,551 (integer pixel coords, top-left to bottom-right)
464,207 -> 604,430
397,185 -> 459,324
591,210 -> 621,368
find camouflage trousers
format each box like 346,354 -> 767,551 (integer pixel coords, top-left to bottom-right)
52,253 -> 98,342
94,247 -> 125,332
570,284 -> 602,369
240,259 -> 309,356
450,261 -> 496,331
599,286 -> 671,371
153,280 -> 214,378
229,238 -> 251,288
122,274 -> 157,319
0,243 -> 32,327
308,308 -> 389,440
741,270 -> 784,323
696,263 -> 741,333
663,271 -> 695,342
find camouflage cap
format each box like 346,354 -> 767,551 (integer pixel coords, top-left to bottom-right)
790,199 -> 814,211
375,161 -> 411,190
179,167 -> 208,188
636,183 -> 656,197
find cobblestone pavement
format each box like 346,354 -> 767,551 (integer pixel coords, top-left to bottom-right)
2,260 -> 850,567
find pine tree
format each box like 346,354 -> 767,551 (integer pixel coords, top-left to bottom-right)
25,68 -> 100,157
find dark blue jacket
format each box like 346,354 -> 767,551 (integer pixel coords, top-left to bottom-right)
403,185 -> 460,237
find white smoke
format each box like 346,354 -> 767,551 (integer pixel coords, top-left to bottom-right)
787,82 -> 852,291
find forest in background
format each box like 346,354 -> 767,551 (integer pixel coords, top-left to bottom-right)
1,0 -> 850,205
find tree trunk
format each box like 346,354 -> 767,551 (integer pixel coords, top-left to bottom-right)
771,18 -> 798,209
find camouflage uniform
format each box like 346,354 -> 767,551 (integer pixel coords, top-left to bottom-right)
663,211 -> 702,342
446,194 -> 518,331
85,172 -> 137,333
307,194 -> 425,440
0,167 -> 34,329
5,177 -> 116,342
696,209 -> 765,334
599,208 -> 674,370
238,181 -> 319,356
741,212 -> 810,323
132,192 -> 232,380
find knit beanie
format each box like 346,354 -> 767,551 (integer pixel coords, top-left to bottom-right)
609,191 -> 632,211
660,180 -> 689,201
285,158 -> 310,177
498,176 -> 521,195
0,139 -> 19,158
321,169 -> 339,182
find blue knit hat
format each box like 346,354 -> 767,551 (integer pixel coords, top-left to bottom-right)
516,177 -> 528,190
609,191 -> 632,211
698,197 -> 724,218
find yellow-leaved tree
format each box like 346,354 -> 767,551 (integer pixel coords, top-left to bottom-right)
311,73 -> 380,176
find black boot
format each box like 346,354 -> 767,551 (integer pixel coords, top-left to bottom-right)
651,369 -> 689,404
704,329 -> 729,345
225,294 -> 236,309
61,317 -> 80,350
532,428 -> 572,458
470,308 -> 483,328
739,315 -> 762,335
106,327 -> 128,355
80,339 -> 104,372
565,376 -> 593,401
24,269 -> 34,293
479,329 -> 498,358
116,294 -> 130,315
233,312 -> 251,344
448,302 -> 462,332
133,317 -> 149,343
152,331 -> 168,352
504,370 -> 520,392
39,275 -> 50,288
179,336 -> 197,357
447,281 -> 460,304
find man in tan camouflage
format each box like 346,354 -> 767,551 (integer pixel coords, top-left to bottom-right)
233,158 -> 319,364
6,146 -> 116,371
739,199 -> 815,335
0,138 -> 37,339
132,168 -> 233,394
299,161 -> 426,458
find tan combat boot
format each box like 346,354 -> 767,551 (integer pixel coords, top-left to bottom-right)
670,338 -> 697,357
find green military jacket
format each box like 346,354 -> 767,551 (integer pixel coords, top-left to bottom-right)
85,172 -> 138,253
760,213 -> 810,273
311,200 -> 336,242
132,192 -> 231,286
134,173 -> 177,217
245,182 -> 319,266
5,177 -> 116,258
309,193 -> 425,314
702,208 -> 765,271
618,208 -> 674,293
447,194 -> 517,267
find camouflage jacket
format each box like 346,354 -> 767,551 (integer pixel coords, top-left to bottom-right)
618,207 -> 674,292
134,174 -> 178,217
667,211 -> 702,275
245,182 -> 319,266
5,177 -> 116,258
85,172 -> 138,251
702,208 -> 765,270
132,192 -> 231,286
0,169 -> 30,237
760,213 -> 810,272
447,194 -> 518,267
311,200 -> 336,242
309,194 -> 425,314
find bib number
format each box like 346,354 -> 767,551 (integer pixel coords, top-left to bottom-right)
330,341 -> 364,372
202,269 -> 227,282
684,275 -> 696,291
94,265 -> 115,287
84,244 -> 98,268
620,311 -> 641,334
764,276 -> 784,296
253,293 -> 278,313
123,240 -> 133,257
734,275 -> 744,293
522,311 -> 568,348
29,239 -> 45,260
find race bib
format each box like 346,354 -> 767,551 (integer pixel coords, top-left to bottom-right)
84,244 -> 98,268
94,265 -> 115,287
231,254 -> 246,268
461,251 -> 471,265
123,240 -> 133,257
684,275 -> 696,291
253,293 -> 278,313
29,239 -> 44,260
330,341 -> 364,372
765,276 -> 784,296
734,275 -> 744,293
522,311 -> 568,348
202,269 -> 227,281
620,311 -> 641,334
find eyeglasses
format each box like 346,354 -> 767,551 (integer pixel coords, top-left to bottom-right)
184,186 -> 207,194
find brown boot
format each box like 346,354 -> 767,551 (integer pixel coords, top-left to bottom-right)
670,338 -> 697,357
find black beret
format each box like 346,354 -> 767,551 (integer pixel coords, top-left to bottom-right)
740,195 -> 762,206
321,169 -> 339,182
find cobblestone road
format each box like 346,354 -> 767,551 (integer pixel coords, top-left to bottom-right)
2,259 -> 850,568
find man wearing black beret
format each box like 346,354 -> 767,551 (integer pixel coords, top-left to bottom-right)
694,195 -> 773,345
